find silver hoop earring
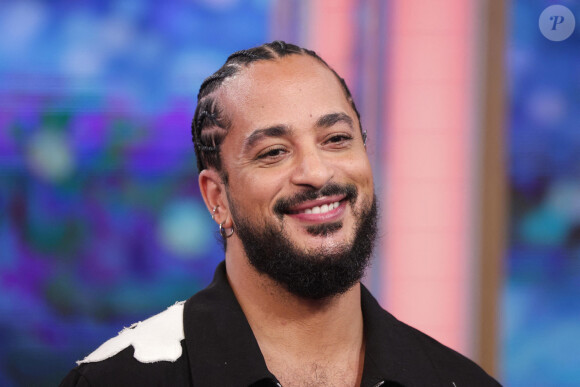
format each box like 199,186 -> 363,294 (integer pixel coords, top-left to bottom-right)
219,221 -> 234,238
211,205 -> 219,220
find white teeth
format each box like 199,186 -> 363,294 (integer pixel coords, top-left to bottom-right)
300,201 -> 340,214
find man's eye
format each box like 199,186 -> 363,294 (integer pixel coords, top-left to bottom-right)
326,134 -> 352,144
257,148 -> 285,159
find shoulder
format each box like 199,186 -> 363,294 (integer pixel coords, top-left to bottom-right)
60,344 -> 191,387
79,301 -> 185,365
361,286 -> 501,385
60,302 -> 191,387
398,321 -> 501,385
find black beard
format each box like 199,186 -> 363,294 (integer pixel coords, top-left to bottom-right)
228,183 -> 378,300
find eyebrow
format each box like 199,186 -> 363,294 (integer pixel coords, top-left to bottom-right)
315,112 -> 354,130
243,125 -> 292,152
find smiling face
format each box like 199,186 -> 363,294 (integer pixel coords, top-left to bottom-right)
209,54 -> 377,298
220,54 -> 373,247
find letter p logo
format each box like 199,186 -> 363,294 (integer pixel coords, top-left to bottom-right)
550,15 -> 565,30
539,5 -> 575,41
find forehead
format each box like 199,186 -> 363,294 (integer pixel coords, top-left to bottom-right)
217,55 -> 354,133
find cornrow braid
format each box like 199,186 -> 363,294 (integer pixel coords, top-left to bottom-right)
191,40 -> 362,173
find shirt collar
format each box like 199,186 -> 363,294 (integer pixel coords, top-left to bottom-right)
184,261 -> 278,386
360,285 -> 441,386
184,261 -> 439,387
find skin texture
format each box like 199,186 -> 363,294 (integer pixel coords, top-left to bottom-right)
198,54 -> 374,386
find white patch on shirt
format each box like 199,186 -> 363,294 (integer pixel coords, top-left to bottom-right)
77,301 -> 185,365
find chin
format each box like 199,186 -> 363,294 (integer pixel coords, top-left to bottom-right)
296,229 -> 355,252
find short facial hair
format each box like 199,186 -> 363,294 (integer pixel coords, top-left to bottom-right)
228,183 -> 378,300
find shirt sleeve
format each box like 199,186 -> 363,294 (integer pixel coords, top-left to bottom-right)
59,368 -> 92,387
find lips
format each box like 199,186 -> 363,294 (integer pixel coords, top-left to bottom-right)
282,196 -> 347,225
272,183 -> 358,219
287,197 -> 344,214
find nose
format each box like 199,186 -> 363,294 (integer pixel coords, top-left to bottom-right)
289,147 -> 334,189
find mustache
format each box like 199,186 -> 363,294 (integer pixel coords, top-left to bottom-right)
273,183 -> 358,216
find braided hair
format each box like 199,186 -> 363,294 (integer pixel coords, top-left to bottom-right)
191,40 -> 362,176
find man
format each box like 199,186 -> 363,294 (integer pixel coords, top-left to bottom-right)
61,41 -> 500,386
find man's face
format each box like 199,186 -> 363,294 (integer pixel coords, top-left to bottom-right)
217,55 -> 376,298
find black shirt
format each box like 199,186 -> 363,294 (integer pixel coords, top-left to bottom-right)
60,262 -> 501,386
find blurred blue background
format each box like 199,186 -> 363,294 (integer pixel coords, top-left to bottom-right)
504,0 -> 580,384
0,0 -> 579,385
0,1 -> 271,385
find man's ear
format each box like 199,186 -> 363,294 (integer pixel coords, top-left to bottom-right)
198,168 -> 229,224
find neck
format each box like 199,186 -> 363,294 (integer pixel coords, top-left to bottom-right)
225,240 -> 365,359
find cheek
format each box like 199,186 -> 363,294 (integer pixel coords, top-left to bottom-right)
231,170 -> 286,210
341,155 -> 373,188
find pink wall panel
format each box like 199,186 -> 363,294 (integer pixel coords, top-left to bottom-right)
306,0 -> 356,85
381,0 -> 478,355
